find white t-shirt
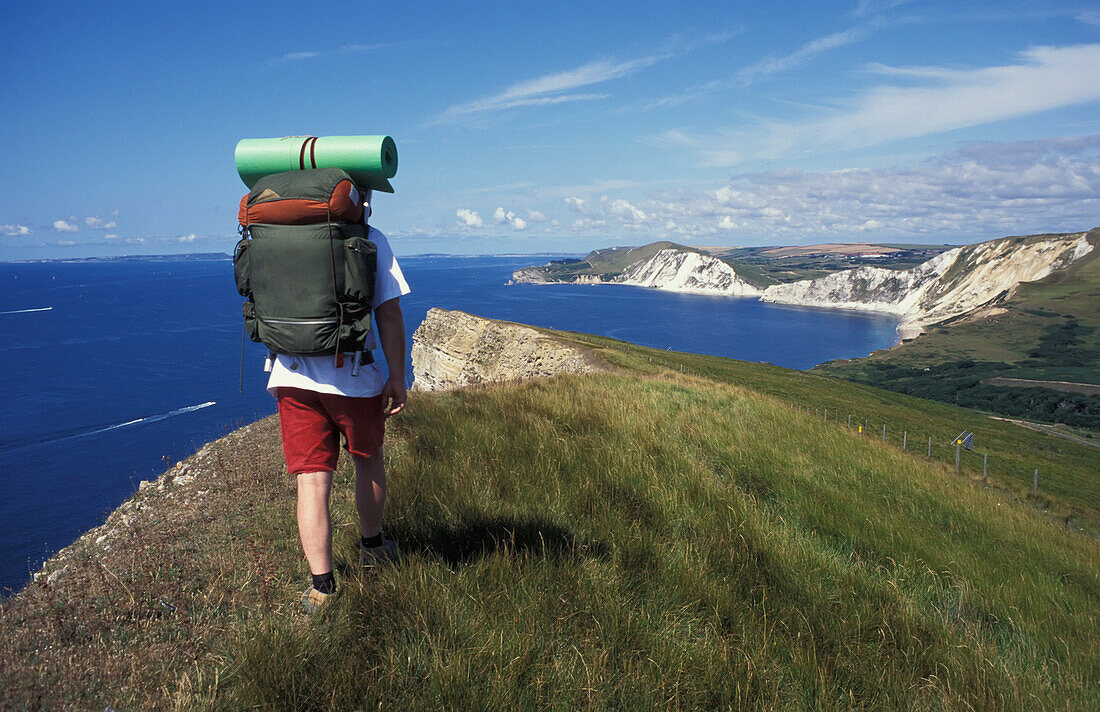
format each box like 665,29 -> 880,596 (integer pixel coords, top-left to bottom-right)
266,226 -> 410,398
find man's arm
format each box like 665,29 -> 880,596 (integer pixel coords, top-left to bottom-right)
375,297 -> 407,417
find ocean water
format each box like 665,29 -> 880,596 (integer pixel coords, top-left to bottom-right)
0,255 -> 898,592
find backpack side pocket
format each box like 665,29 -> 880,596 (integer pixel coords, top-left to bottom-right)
241,300 -> 261,343
343,235 -> 377,306
233,238 -> 251,297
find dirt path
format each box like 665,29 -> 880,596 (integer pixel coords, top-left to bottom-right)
990,416 -> 1100,450
987,377 -> 1100,396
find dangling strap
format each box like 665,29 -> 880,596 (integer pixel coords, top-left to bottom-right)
325,204 -> 343,368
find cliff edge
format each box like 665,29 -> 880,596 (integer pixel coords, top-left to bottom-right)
410,308 -> 607,391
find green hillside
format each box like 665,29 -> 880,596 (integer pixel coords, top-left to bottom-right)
531,241 -> 702,282
816,229 -> 1100,429
3,332 -> 1098,710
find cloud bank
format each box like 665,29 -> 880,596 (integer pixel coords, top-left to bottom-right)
548,135 -> 1100,243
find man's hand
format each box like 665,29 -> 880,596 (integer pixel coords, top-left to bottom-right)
381,376 -> 406,417
375,297 -> 407,417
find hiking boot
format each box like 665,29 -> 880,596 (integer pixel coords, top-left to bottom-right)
360,535 -> 399,570
300,586 -> 337,614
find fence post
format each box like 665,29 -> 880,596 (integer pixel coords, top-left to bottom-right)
982,453 -> 988,482
882,424 -> 886,442
903,430 -> 907,450
824,407 -> 828,422
927,437 -> 932,458
955,442 -> 961,472
1033,468 -> 1039,495
847,414 -> 851,429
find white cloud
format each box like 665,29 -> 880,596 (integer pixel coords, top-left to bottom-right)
274,44 -> 391,64
437,54 -> 667,122
738,28 -> 866,86
103,234 -> 119,240
178,234 -> 197,243
526,209 -> 547,222
53,219 -> 79,233
853,0 -> 913,17
55,240 -> 76,246
518,135 -> 1097,243
564,196 -> 586,212
605,198 -> 648,223
672,135 -> 1100,241
2,224 -> 32,236
650,129 -> 699,147
493,207 -> 527,230
85,216 -> 117,229
281,51 -> 322,61
455,208 -> 484,228
703,44 -> 1100,165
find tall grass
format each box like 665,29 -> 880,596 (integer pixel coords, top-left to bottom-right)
212,374 -> 1098,710
4,345 -> 1098,710
557,330 -> 1100,530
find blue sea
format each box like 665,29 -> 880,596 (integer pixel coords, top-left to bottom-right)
0,255 -> 898,592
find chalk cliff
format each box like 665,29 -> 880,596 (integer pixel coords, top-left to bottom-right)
512,231 -> 1094,340
614,249 -> 763,296
411,308 -> 606,391
762,232 -> 1093,338
510,249 -> 761,295
509,266 -> 554,284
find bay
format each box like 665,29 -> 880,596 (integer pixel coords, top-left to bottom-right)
0,255 -> 897,592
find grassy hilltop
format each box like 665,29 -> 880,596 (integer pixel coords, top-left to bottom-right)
3,330 -> 1099,710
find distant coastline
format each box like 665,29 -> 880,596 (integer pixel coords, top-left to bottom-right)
5,252 -> 231,264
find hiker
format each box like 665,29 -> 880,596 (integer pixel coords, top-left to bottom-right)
262,188 -> 411,613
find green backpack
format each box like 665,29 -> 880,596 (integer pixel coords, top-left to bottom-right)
233,168 -> 378,366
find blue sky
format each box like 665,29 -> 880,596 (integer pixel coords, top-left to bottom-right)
1,0 -> 1098,258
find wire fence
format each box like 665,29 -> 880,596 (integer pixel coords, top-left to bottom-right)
791,403 -> 1046,496
658,357 -> 1052,498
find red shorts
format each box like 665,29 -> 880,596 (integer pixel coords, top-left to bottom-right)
276,387 -> 385,475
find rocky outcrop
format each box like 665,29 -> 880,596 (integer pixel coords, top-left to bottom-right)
508,267 -> 555,284
411,308 -> 606,391
614,249 -> 762,296
508,268 -> 605,286
762,232 -> 1093,338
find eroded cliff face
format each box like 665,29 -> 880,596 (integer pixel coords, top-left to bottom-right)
411,308 -> 606,391
613,249 -> 763,296
509,267 -> 554,284
508,249 -> 760,295
762,232 -> 1093,337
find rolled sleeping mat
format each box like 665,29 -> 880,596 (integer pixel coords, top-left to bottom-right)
235,135 -> 398,193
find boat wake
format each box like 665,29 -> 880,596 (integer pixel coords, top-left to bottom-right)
0,307 -> 53,315
0,401 -> 216,453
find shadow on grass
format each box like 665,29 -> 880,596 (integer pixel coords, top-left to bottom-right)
387,514 -> 609,568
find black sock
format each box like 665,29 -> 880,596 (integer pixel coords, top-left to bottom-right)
361,533 -> 383,549
311,571 -> 336,594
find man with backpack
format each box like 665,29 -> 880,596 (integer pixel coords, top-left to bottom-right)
235,170 -> 410,613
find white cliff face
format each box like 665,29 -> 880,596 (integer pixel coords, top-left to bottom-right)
411,308 -> 606,391
508,267 -> 552,284
613,249 -> 762,296
763,232 -> 1093,337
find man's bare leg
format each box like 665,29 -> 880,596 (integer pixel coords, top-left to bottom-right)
354,449 -> 386,539
296,470 -> 334,575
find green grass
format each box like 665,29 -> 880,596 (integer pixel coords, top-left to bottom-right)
4,336 -> 1099,710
